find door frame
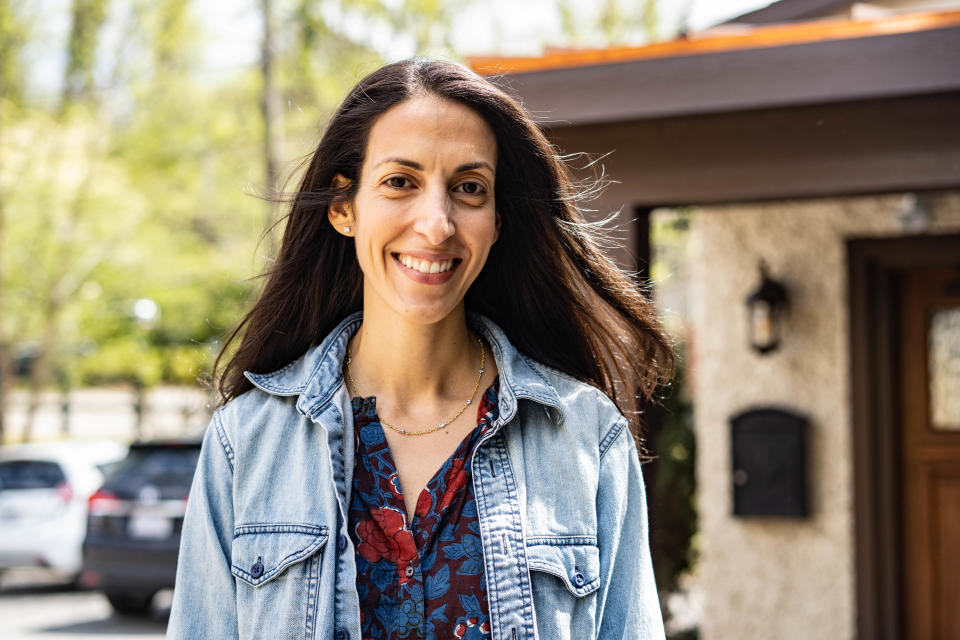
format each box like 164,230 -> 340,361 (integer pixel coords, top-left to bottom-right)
848,233 -> 960,639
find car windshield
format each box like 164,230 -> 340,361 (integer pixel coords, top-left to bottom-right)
0,460 -> 67,490
106,446 -> 200,487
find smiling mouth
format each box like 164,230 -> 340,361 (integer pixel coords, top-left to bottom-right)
393,253 -> 461,275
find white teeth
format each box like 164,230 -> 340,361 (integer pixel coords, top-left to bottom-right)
397,254 -> 454,274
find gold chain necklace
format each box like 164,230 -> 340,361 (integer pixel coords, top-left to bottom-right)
344,336 -> 485,436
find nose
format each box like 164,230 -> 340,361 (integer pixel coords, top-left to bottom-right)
412,188 -> 455,246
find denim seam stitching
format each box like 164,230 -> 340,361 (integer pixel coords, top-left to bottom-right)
525,536 -> 598,546
598,418 -> 627,460
472,445 -> 503,639
526,560 -> 600,597
231,534 -> 327,584
514,354 -> 565,421
213,411 -> 235,472
495,434 -> 537,640
234,524 -> 328,536
304,550 -> 320,640
303,314 -> 362,401
250,357 -> 301,382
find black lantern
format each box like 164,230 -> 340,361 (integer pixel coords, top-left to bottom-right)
745,260 -> 788,354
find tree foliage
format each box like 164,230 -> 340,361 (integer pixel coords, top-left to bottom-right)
0,0 -> 455,417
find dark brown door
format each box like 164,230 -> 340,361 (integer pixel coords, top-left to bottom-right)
901,266 -> 960,639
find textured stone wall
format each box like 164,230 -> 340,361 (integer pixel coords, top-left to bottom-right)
689,191 -> 960,640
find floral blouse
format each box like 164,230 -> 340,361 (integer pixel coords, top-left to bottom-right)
348,379 -> 500,640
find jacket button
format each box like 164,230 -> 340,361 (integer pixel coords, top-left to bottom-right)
404,565 -> 415,578
573,571 -> 585,587
250,557 -> 264,579
335,629 -> 349,640
338,535 -> 348,551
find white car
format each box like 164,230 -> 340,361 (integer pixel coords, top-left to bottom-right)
0,440 -> 128,584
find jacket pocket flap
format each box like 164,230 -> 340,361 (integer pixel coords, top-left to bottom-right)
525,538 -> 600,597
231,523 -> 328,587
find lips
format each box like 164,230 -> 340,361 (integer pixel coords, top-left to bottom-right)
391,252 -> 462,284
394,252 -> 459,274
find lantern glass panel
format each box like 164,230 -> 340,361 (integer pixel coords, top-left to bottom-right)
929,307 -> 960,431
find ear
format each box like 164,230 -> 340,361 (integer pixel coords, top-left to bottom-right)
328,174 -> 354,235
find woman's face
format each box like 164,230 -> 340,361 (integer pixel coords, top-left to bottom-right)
331,95 -> 500,326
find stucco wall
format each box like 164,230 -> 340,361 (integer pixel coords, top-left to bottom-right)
689,191 -> 960,640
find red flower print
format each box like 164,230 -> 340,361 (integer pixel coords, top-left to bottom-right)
415,491 -> 433,519
440,457 -> 469,512
355,520 -> 391,564
354,507 -> 417,567
356,507 -> 418,573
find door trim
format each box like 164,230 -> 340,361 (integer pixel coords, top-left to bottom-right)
847,233 -> 960,639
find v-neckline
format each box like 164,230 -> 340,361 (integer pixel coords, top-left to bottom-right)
351,380 -> 497,532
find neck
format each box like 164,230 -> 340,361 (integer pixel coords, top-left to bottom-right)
347,303 -> 479,411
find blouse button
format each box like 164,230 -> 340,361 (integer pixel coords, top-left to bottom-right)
250,557 -> 264,579
572,571 -> 586,587
404,565 -> 415,578
335,629 -> 350,640
338,535 -> 348,551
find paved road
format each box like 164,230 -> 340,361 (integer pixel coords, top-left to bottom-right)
0,571 -> 169,640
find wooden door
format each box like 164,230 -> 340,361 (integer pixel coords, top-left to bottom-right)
901,266 -> 960,639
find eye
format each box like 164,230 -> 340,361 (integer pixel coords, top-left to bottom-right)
384,176 -> 413,189
454,181 -> 486,196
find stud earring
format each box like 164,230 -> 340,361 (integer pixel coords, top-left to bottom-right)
343,226 -> 351,233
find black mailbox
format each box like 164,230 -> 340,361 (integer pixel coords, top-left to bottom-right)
730,408 -> 808,517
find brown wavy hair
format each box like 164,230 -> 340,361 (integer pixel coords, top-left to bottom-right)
214,58 -> 674,435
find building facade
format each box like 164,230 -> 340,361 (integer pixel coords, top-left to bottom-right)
471,2 -> 960,637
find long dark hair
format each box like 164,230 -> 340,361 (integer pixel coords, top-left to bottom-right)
215,58 -> 674,434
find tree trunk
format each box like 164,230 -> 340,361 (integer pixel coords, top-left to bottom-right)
261,0 -> 283,257
61,0 -> 108,113
0,63 -> 8,444
20,297 -> 63,442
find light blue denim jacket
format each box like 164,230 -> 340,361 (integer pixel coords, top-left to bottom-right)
167,312 -> 664,640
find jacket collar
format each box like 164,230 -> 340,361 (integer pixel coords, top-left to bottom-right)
243,311 -> 565,424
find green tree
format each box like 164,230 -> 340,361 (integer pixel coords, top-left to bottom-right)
2,0 -> 464,443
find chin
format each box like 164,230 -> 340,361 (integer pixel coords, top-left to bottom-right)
392,299 -> 464,325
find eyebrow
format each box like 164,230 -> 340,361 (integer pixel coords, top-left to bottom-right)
374,157 -> 494,174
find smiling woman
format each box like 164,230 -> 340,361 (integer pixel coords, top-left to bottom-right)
167,59 -> 673,640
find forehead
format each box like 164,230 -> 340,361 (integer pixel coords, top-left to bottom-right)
364,95 -> 497,169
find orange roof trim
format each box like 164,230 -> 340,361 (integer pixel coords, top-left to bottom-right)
467,10 -> 960,76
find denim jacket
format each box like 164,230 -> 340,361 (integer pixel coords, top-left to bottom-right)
167,312 -> 665,640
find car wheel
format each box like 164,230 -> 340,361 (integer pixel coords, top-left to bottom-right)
106,591 -> 154,615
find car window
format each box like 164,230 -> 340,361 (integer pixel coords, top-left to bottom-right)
106,447 -> 201,486
0,460 -> 67,490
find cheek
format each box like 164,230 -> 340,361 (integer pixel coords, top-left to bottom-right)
473,215 -> 500,255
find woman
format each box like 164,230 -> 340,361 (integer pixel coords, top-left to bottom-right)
168,58 -> 673,640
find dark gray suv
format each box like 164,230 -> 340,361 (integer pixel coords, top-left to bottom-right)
81,440 -> 200,615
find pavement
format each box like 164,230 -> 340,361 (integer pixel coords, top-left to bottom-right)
0,569 -> 169,640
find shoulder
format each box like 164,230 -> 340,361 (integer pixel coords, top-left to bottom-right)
519,353 -> 627,452
209,387 -> 302,456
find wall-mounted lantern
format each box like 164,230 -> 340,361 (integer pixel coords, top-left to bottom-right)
745,260 -> 788,355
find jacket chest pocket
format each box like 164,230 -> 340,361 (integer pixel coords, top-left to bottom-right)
526,538 -> 600,640
231,523 -> 329,639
